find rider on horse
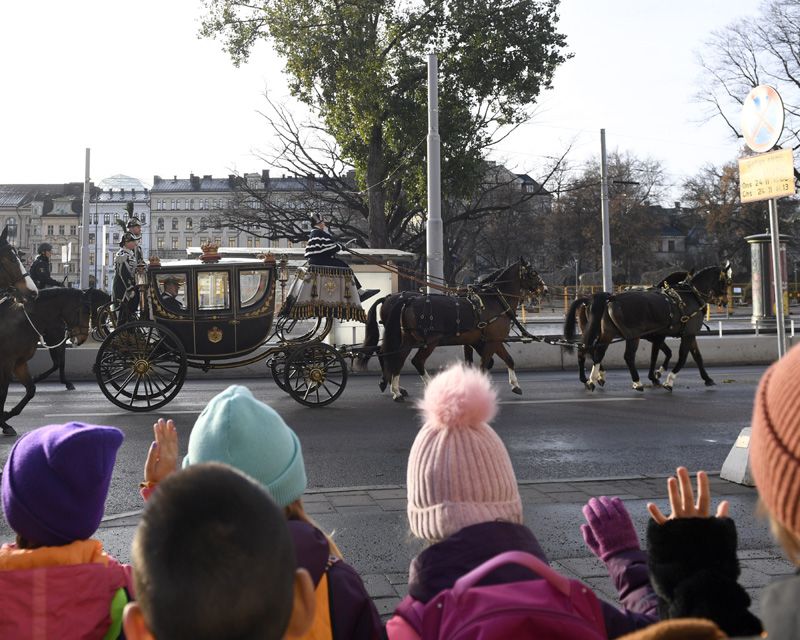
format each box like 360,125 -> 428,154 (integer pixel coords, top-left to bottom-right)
30,243 -> 62,289
305,212 -> 378,302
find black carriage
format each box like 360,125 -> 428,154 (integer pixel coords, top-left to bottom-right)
94,251 -> 352,411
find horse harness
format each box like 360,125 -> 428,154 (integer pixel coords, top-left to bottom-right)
660,282 -> 709,330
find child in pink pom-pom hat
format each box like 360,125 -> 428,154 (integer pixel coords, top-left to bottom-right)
385,363 -> 659,639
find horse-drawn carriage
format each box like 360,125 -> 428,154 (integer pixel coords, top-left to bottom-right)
93,248 -> 359,411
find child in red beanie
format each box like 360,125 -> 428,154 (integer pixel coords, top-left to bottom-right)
0,422 -> 132,640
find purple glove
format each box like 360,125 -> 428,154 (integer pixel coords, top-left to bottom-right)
581,496 -> 640,561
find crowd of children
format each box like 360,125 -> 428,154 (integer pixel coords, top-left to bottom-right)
3,345 -> 800,638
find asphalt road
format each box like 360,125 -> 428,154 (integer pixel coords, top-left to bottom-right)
0,364 -> 768,521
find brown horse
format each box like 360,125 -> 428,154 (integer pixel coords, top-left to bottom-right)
0,225 -> 38,298
358,259 -> 547,401
0,288 -> 92,435
581,264 -> 731,391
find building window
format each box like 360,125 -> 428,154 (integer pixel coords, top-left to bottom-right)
172,218 -> 179,231
157,238 -> 164,249
113,233 -> 119,244
204,199 -> 209,210
172,237 -> 179,249
157,218 -> 164,231
213,237 -> 221,246
200,237 -> 208,246
89,233 -> 96,244
178,199 -> 184,210
199,200 -> 205,210
157,200 -> 163,210
89,253 -> 95,266
47,225 -> 54,235
667,240 -> 675,252
189,199 -> 194,210
253,238 -> 260,247
186,218 -> 193,229
140,213 -> 147,225
246,237 -> 253,248
58,225 -> 65,235
186,237 -> 192,248
69,225 -> 77,235
104,214 -> 110,224
228,237 -> 236,247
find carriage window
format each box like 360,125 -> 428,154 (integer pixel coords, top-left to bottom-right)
155,273 -> 188,314
239,269 -> 271,308
197,271 -> 230,311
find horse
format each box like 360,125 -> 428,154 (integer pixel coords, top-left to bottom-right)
563,272 -> 689,390
32,288 -> 111,390
0,225 -> 38,298
357,259 -> 547,401
581,264 -> 731,392
0,288 -> 93,436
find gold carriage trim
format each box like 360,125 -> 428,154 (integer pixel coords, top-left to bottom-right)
279,264 -> 366,322
283,302 -> 367,323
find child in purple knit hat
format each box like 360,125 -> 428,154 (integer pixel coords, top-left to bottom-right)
0,422 -> 133,640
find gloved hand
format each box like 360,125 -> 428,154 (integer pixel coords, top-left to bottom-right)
581,496 -> 640,561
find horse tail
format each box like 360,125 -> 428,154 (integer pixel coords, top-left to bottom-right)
356,296 -> 387,370
563,296 -> 589,352
582,292 -> 612,349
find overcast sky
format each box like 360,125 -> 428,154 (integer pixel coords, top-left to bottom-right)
0,0 -> 764,203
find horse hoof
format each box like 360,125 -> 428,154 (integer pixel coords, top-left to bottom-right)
392,394 -> 405,403
512,387 -> 522,395
66,383 -> 76,391
705,379 -> 716,387
663,384 -> 673,392
400,387 -> 409,397
633,384 -> 644,392
378,380 -> 387,392
597,378 -> 606,387
650,379 -> 662,387
2,425 -> 17,437
587,383 -> 596,392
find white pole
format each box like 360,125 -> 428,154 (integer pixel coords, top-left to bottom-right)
80,148 -> 91,289
599,129 -> 613,293
768,198 -> 787,357
426,53 -> 443,293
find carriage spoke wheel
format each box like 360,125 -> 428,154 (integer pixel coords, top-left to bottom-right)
283,343 -> 347,407
92,306 -> 116,341
268,350 -> 290,392
95,321 -> 187,412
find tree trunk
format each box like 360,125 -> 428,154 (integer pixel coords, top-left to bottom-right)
365,124 -> 389,248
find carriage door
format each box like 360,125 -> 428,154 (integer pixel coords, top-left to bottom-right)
235,267 -> 273,353
195,269 -> 237,356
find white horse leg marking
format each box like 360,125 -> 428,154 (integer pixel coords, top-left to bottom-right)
421,371 -> 432,384
391,375 -> 404,401
632,381 -> 644,391
664,371 -> 677,389
598,369 -> 606,383
508,368 -> 522,394
589,364 -> 599,385
656,365 -> 664,379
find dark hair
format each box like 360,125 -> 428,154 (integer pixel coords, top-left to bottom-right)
132,463 -> 296,640
38,242 -> 53,254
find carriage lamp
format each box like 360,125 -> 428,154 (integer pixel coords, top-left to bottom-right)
278,256 -> 289,304
134,262 -> 148,288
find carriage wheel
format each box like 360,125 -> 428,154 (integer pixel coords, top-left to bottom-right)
92,306 -> 116,341
268,350 -> 290,392
283,343 -> 348,407
275,315 -> 324,343
95,321 -> 187,412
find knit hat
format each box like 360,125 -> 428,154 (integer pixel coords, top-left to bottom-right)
407,364 -> 523,542
183,385 -> 307,507
2,422 -> 123,546
751,343 -> 800,537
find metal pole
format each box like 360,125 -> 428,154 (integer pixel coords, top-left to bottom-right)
426,53 -> 443,293
80,148 -> 91,289
599,129 -> 613,293
768,198 -> 787,357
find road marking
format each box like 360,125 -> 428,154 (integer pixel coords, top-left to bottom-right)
44,409 -> 201,418
498,397 -> 645,405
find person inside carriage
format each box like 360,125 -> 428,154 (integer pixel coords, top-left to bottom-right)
160,276 -> 184,312
113,232 -> 140,324
30,243 -> 63,290
305,212 -> 378,302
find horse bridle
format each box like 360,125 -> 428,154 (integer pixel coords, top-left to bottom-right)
0,246 -> 29,288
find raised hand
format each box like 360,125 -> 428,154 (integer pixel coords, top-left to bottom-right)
581,496 -> 640,561
647,467 -> 730,525
143,418 -> 179,485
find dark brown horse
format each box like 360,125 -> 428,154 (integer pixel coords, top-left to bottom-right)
358,259 -> 547,401
581,264 -> 731,391
563,272 -> 689,390
33,288 -> 111,390
0,288 -> 92,435
0,225 -> 38,298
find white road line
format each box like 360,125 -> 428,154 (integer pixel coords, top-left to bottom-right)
44,409 -> 201,417
498,397 -> 646,405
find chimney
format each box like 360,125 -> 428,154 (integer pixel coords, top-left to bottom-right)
190,174 -> 201,190
121,188 -> 125,196
108,188 -> 113,195
262,169 -> 270,183
131,188 -> 136,196
203,174 -> 212,180
173,175 -> 177,181
153,175 -> 161,184
228,174 -> 237,188
674,201 -> 681,211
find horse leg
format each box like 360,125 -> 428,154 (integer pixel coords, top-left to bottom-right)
624,339 -> 644,392
0,373 -> 15,436
32,346 -> 60,385
3,362 -> 37,435
411,343 -> 437,384
658,340 -> 672,380
596,345 -> 608,387
56,344 -> 75,391
688,336 -> 715,386
663,337 -> 692,392
464,345 -> 474,366
389,347 -> 412,402
578,346 -> 589,388
648,338 -> 663,386
494,343 -> 522,395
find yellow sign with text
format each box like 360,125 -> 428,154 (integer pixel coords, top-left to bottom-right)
739,149 -> 796,203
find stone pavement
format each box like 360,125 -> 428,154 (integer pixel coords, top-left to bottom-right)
97,474 -> 794,621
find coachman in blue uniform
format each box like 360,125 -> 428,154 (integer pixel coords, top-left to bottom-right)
304,213 -> 378,302
30,243 -> 62,289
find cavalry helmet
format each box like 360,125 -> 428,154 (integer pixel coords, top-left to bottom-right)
126,217 -> 142,230
119,231 -> 137,247
38,242 -> 53,254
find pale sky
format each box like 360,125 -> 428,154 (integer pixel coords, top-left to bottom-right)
0,0 -> 765,203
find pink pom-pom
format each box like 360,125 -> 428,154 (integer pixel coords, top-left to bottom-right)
417,363 -> 497,430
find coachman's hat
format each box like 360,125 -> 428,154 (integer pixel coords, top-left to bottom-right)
119,231 -> 137,247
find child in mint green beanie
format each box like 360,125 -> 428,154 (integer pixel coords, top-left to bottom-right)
142,385 -> 381,640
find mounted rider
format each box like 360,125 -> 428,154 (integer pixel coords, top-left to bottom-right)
304,212 -> 377,302
113,231 -> 140,323
30,243 -> 62,289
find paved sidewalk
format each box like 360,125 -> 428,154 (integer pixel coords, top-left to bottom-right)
97,474 -> 793,620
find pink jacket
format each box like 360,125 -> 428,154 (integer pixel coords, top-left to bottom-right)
0,541 -> 134,640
